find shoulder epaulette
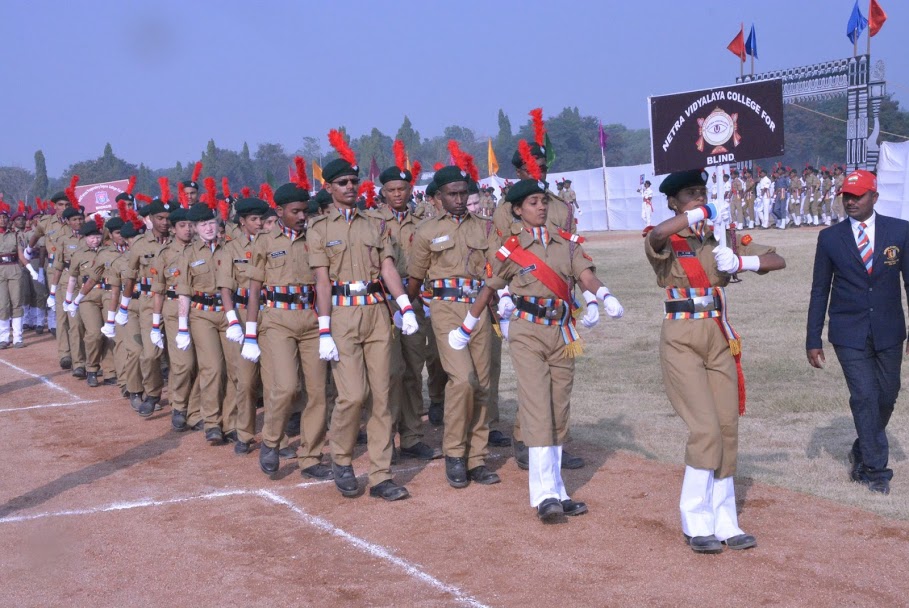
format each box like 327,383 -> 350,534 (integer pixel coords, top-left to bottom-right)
558,228 -> 584,243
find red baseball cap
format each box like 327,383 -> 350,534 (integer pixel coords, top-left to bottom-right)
841,170 -> 877,196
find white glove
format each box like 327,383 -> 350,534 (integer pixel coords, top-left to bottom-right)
448,312 -> 479,350
596,286 -> 624,318
713,199 -> 731,225
392,311 -> 403,330
175,316 -> 191,350
23,246 -> 34,261
713,246 -> 739,273
37,268 -> 45,285
47,293 -> 56,308
115,295 -> 130,325
27,265 -> 39,281
149,313 -> 164,348
499,318 -> 509,341
396,294 -> 418,336
64,293 -> 77,317
241,322 -> 260,362
496,289 -> 515,320
225,310 -> 244,343
318,316 -> 339,361
580,291 -> 599,328
101,321 -> 116,339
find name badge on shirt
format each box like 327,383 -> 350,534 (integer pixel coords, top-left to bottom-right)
519,264 -> 537,275
431,235 -> 450,245
269,250 -> 286,259
676,251 -> 696,258
190,259 -> 206,268
233,258 -> 249,264
326,240 -> 343,247
68,244 -> 78,249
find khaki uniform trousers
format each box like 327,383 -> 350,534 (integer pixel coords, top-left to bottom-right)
809,194 -> 823,216
507,318 -> 574,447
163,299 -> 201,426
260,308 -> 328,468
77,289 -> 110,374
329,304 -> 394,487
188,308 -> 228,432
833,195 -> 845,219
659,318 -> 739,478
222,306 -> 260,444
115,298 -> 144,394
744,195 -> 755,224
487,330 -> 503,424
430,299 -> 490,468
0,265 -> 23,319
424,315 -> 447,404
30,262 -> 48,311
56,276 -> 84,367
389,305 -> 427,449
138,294 -> 164,398
730,197 -> 744,226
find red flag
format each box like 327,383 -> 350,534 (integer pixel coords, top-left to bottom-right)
726,25 -> 745,61
368,156 -> 380,181
869,0 -> 887,36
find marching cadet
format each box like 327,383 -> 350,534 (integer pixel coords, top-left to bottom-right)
94,216 -> 129,393
423,176 -> 449,427
646,170 -> 785,553
728,171 -> 744,228
0,203 -> 35,348
64,218 -> 115,387
743,169 -> 756,229
217,197 -> 269,455
308,131 -> 419,501
808,167 -> 825,226
172,203 -> 230,445
23,207 -> 47,334
788,169 -> 803,227
11,205 -> 35,333
376,150 -> 439,461
450,176 -> 623,520
820,167 -> 833,225
562,178 -> 579,216
117,193 -> 174,414
407,164 -> 500,488
49,206 -> 87,378
832,165 -> 846,223
148,207 -> 202,426
181,162 -> 203,206
240,181 -> 332,477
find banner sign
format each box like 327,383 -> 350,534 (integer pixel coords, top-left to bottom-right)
649,79 -> 784,175
74,179 -> 130,214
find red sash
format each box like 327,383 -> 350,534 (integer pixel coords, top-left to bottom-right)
669,234 -> 746,415
496,235 -> 574,309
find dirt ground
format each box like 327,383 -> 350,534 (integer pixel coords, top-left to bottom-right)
2,323 -> 909,607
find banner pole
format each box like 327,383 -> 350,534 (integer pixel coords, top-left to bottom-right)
601,146 -> 610,231
750,53 -> 754,77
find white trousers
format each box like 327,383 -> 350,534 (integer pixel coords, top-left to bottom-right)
528,446 -> 569,507
679,465 -> 744,541
11,316 -> 22,344
0,318 -> 9,343
48,305 -> 56,329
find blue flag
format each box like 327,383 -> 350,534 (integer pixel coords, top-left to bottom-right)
847,0 -> 867,44
745,24 -> 758,58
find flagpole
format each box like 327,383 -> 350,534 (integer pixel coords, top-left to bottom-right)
854,29 -> 858,56
750,52 -> 754,77
600,145 -> 610,231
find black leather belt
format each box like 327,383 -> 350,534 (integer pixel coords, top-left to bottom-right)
0,253 -> 16,264
266,291 -> 314,305
664,296 -> 722,314
191,293 -> 222,307
234,293 -> 249,306
432,287 -> 477,299
331,282 -> 383,297
514,297 -> 565,320
138,283 -> 152,292
165,289 -> 177,300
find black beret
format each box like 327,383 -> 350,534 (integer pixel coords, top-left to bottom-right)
658,170 -> 708,197
50,191 -> 69,204
433,166 -> 470,188
314,188 -> 331,208
468,181 -> 480,194
425,181 -> 439,198
234,197 -> 269,216
306,199 -> 321,215
105,217 -> 125,232
180,180 -> 199,190
62,207 -> 85,219
273,183 -> 310,206
146,199 -> 172,216
322,159 -> 359,183
79,220 -> 102,237
187,203 -> 216,222
563,179 -> 572,184
168,208 -> 189,224
137,205 -> 151,217
505,179 -> 547,204
379,166 -> 412,185
115,192 -> 135,203
120,221 -> 144,239
261,208 -> 277,220
511,143 -> 545,168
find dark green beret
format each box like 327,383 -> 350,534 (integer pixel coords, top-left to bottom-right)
379,166 -> 412,185
137,205 -> 151,217
468,181 -> 480,194
181,180 -> 199,190
62,207 -> 85,219
511,143 -> 545,168
261,208 -> 277,220
79,220 -> 101,237
425,181 -> 439,198
306,200 -> 321,215
314,188 -> 331,208
563,179 -> 572,185
120,221 -> 144,239
235,197 -> 269,216
146,199 -> 172,216
273,183 -> 310,206
115,192 -> 135,203
658,170 -> 708,197
322,159 -> 359,183
433,166 -> 470,188
187,203 -> 215,222
50,191 -> 69,204
505,179 -> 547,204
105,217 -> 125,232
168,208 -> 189,224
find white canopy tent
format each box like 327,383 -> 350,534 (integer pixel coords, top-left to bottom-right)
876,141 -> 909,220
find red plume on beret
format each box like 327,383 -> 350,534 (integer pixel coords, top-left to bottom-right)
393,140 -> 408,172
66,175 -> 81,210
36,197 -> 45,213
191,161 -> 203,184
17,201 -> 25,215
529,108 -> 546,148
328,129 -> 357,166
240,186 -> 251,199
129,209 -> 144,230
117,198 -> 129,219
258,184 -> 275,208
518,140 -> 542,181
0,201 -> 9,214
447,140 -> 479,182
217,199 -> 229,221
158,177 -> 171,203
93,213 -> 103,227
126,175 -> 136,195
204,176 -> 217,209
222,177 -> 232,201
178,185 -> 188,208
433,162 -> 444,171
136,193 -> 153,204
292,156 -> 311,191
411,161 -> 422,187
358,180 -> 376,208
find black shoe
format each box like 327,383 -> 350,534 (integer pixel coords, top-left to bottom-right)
190,420 -> 204,431
50,328 -> 56,337
171,409 -> 187,431
259,445 -> 279,475
234,440 -> 253,455
59,355 -> 71,369
301,463 -> 334,480
103,376 -> 117,385
561,499 -> 588,516
86,372 -> 99,388
13,341 -> 24,349
369,480 -> 410,501
223,430 -> 239,444
400,442 -> 442,460
285,411 -> 301,436
685,534 -> 723,554
35,326 -> 44,335
72,367 -> 86,379
332,463 -> 359,497
428,401 -> 444,426
468,465 -> 501,485
488,429 -> 512,447
868,479 -> 891,495
137,396 -> 159,418
205,428 -> 224,444
723,534 -> 757,550
445,456 -> 469,488
278,447 -> 297,459
537,497 -> 564,521
561,450 -> 585,470
129,393 -> 144,411
0,341 -> 10,350
848,451 -> 864,481
514,441 -> 529,470
356,430 -> 367,445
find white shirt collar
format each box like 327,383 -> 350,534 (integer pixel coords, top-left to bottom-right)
849,212 -> 876,230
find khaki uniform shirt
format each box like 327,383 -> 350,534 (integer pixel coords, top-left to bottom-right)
126,231 -> 172,282
176,239 -> 225,296
33,215 -> 66,255
150,240 -> 194,295
805,174 -> 819,198
789,176 -> 803,196
52,232 -> 83,276
215,233 -> 258,292
68,246 -> 106,294
368,207 -> 418,279
246,224 -> 314,287
408,211 -> 496,282
0,231 -> 24,280
492,188 -> 574,246
744,177 -> 756,200
307,208 -> 394,282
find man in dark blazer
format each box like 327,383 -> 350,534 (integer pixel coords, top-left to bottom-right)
807,169 -> 909,495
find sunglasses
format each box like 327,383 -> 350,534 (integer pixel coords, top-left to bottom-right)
334,178 -> 360,187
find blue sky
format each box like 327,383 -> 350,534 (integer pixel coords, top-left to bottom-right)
1,0 -> 905,175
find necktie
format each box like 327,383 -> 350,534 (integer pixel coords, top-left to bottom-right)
857,222 -> 873,274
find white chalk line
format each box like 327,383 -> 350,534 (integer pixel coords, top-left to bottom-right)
0,357 -> 87,402
0,399 -> 100,413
